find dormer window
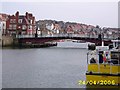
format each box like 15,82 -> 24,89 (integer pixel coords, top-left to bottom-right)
18,19 -> 23,23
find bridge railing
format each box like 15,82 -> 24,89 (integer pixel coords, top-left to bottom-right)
16,34 -> 97,38
16,34 -> 117,40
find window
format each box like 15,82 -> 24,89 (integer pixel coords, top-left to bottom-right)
18,19 -> 23,23
9,25 -> 12,29
13,25 -> 16,30
13,19 -> 16,23
10,19 -> 13,23
3,23 -> 6,29
28,25 -> 32,30
30,20 -> 32,24
22,25 -> 26,30
28,26 -> 30,29
10,19 -> 16,23
3,23 -> 4,27
30,26 -> 32,29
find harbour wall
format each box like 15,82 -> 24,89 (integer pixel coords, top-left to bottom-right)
1,35 -> 14,47
1,35 -> 57,48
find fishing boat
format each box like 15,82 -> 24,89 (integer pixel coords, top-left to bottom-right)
86,40 -> 120,86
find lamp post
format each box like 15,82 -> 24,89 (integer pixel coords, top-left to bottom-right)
35,26 -> 38,38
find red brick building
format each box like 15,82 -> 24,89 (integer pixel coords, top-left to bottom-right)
6,11 -> 36,35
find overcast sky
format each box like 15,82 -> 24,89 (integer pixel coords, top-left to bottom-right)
1,1 -> 118,28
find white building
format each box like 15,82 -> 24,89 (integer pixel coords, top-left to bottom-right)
0,13 -> 8,35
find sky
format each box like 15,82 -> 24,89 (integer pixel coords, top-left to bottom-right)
1,0 -> 119,28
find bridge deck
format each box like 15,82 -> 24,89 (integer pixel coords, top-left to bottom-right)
17,35 -> 112,46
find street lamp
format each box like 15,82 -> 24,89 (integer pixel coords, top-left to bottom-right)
35,26 -> 38,38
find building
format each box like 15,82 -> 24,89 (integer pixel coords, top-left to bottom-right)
66,25 -> 74,34
6,11 -> 36,35
0,13 -> 8,35
36,20 -> 48,35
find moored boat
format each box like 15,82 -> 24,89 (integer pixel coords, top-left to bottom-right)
86,40 -> 120,86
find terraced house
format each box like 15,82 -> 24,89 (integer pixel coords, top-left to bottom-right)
6,11 -> 36,35
0,13 -> 8,35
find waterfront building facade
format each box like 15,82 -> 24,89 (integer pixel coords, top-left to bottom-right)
6,11 -> 36,35
0,13 -> 8,35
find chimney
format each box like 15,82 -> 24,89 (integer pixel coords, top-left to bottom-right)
26,12 -> 28,19
33,17 -> 35,24
16,11 -> 19,17
15,11 -> 19,23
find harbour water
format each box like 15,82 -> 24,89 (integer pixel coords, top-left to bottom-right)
2,42 -> 119,89
2,42 -> 88,88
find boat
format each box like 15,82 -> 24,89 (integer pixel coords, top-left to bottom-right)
86,40 -> 120,86
57,39 -> 88,48
72,40 -> 86,43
